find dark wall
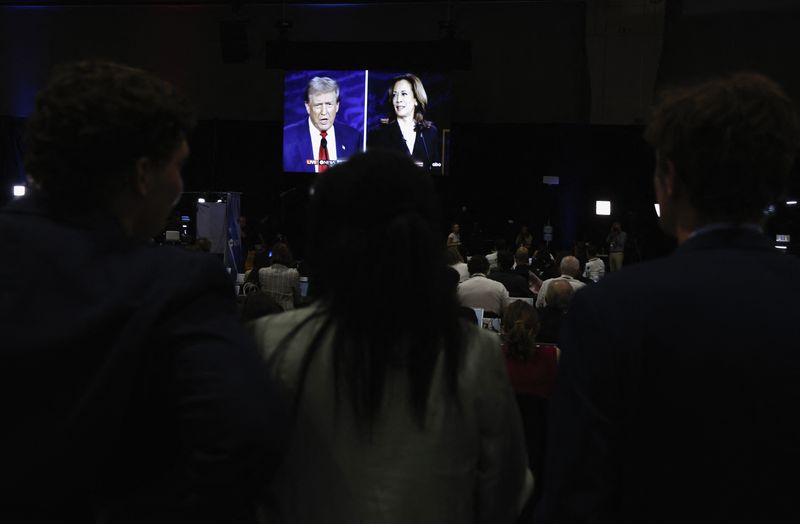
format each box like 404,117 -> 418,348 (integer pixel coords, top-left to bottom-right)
657,1 -> 800,97
0,2 -> 590,123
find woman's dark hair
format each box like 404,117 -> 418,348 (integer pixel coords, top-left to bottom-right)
270,242 -> 294,267
644,72 -> 800,222
467,255 -> 489,275
244,248 -> 271,288
273,149 -> 463,431
25,60 -> 195,206
502,301 -> 540,361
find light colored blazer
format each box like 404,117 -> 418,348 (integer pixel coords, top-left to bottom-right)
251,304 -> 530,524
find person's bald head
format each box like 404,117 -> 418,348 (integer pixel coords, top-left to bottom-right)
560,255 -> 580,278
547,279 -> 575,311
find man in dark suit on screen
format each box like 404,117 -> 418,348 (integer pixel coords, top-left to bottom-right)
0,60 -> 287,523
539,72 -> 800,523
283,76 -> 361,173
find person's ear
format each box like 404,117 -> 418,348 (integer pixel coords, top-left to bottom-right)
664,159 -> 676,198
654,159 -> 675,200
134,156 -> 154,197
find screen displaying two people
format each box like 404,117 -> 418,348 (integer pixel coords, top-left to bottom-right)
283,70 -> 450,174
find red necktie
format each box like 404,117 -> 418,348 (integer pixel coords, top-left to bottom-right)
319,131 -> 329,173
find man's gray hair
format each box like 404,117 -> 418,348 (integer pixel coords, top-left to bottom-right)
560,255 -> 580,278
305,76 -> 339,102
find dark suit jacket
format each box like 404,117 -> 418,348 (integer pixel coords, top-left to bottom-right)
283,118 -> 362,173
539,227 -> 800,523
488,269 -> 532,298
367,120 -> 442,174
535,306 -> 566,345
0,194 -> 287,522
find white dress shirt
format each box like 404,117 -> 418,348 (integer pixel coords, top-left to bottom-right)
535,275 -> 586,308
457,273 -> 510,315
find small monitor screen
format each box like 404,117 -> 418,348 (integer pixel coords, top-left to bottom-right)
283,69 -> 451,175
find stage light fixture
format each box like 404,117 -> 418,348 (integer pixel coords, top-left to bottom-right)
197,198 -> 206,203
654,203 -> 660,217
787,200 -> 797,205
595,201 -> 611,216
13,185 -> 25,197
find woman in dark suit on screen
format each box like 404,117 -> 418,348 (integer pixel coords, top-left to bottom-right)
368,73 -> 442,173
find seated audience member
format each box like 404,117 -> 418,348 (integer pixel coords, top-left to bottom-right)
457,254 -> 511,317
502,301 -> 560,398
501,301 -> 559,512
535,255 -> 586,308
445,265 -> 480,326
486,238 -> 507,273
536,279 -> 575,344
582,244 -> 605,282
540,73 -> 800,523
445,245 -> 470,283
531,245 -> 557,280
0,60 -> 286,522
242,248 -> 271,295
513,246 -> 532,280
259,242 -> 300,310
251,150 -> 530,524
489,250 -> 532,297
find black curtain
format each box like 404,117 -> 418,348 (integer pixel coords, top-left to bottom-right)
0,117 -> 27,208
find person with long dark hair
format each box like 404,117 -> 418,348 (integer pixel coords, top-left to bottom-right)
501,300 -> 559,513
251,150 -> 529,523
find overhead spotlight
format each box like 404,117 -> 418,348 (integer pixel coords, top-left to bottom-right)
595,200 -> 611,216
197,198 -> 206,203
654,203 -> 661,217
217,199 -> 223,203
13,185 -> 26,197
787,200 -> 797,205
775,245 -> 788,250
